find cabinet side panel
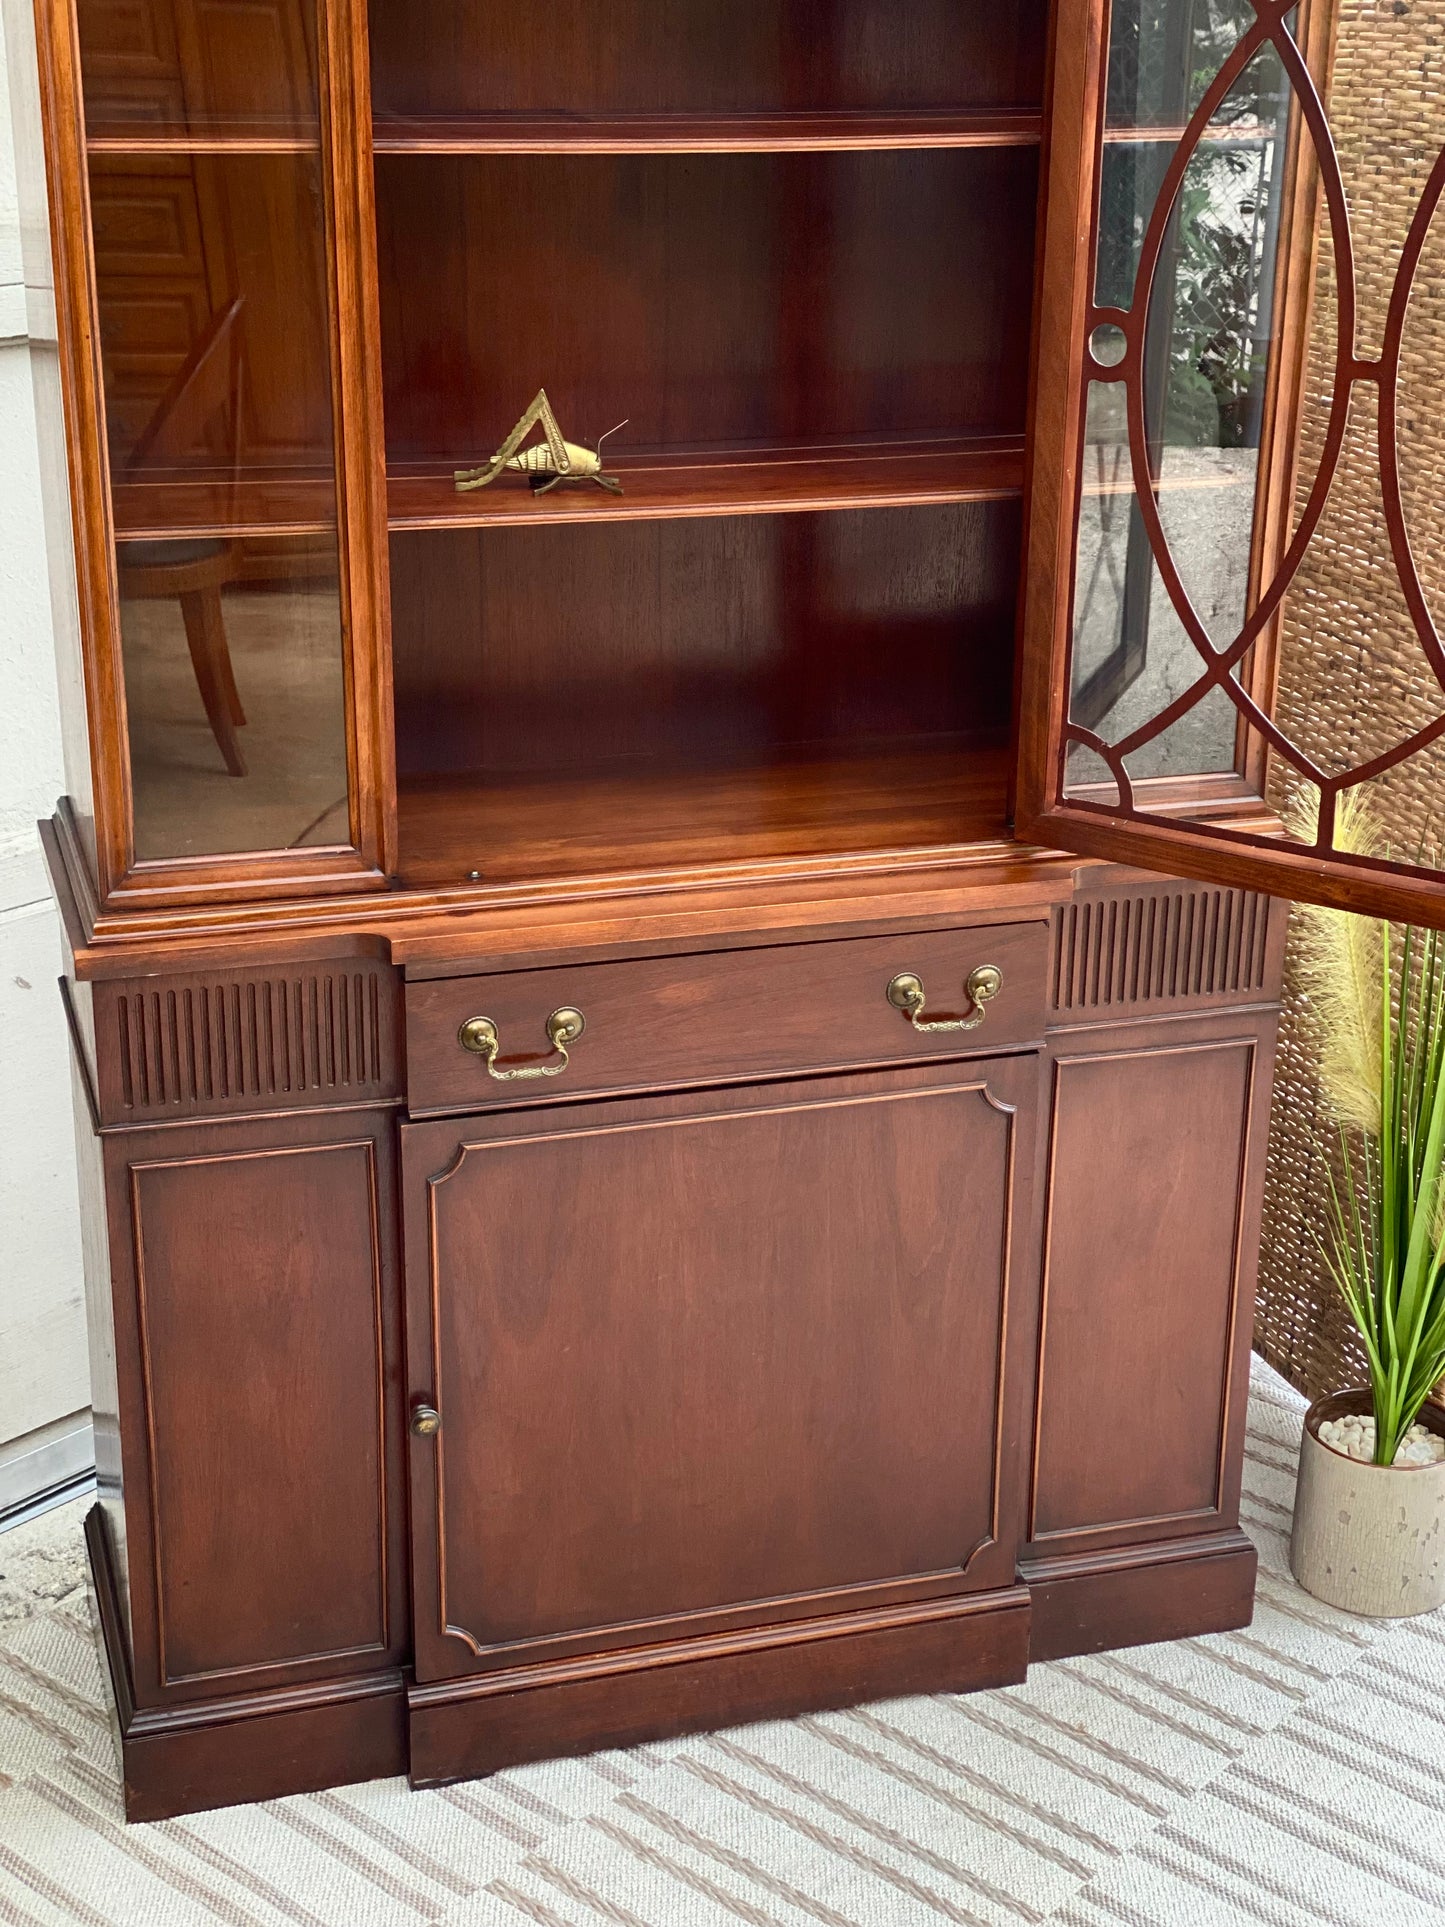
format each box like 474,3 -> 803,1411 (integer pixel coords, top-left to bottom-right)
128,1136 -> 390,1685
1030,1032 -> 1258,1546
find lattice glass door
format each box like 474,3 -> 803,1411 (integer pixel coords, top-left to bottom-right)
1020,0 -> 1445,921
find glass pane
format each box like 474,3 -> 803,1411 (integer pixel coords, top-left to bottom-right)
78,1 -> 352,866
1068,0 -> 1299,784
1065,0 -> 1445,897
119,537 -> 348,859
77,0 -> 321,136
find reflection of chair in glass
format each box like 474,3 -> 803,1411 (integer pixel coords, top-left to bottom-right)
118,296 -> 249,776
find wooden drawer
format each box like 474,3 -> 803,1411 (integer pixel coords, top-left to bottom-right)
405,921 -> 1047,1112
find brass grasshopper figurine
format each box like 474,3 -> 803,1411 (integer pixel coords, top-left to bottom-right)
455,388 -> 627,496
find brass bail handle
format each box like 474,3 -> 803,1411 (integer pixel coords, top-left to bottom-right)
457,1006 -> 585,1080
887,964 -> 1004,1034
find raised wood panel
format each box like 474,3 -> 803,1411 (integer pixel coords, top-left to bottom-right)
1049,887 -> 1279,1019
1029,1032 -> 1259,1550
127,1133 -> 392,1687
93,962 -> 400,1123
404,1059 -> 1038,1682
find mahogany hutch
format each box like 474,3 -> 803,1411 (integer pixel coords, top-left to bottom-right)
10,0 -> 1444,1820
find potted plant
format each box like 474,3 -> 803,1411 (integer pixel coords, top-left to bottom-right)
1288,796 -> 1445,1616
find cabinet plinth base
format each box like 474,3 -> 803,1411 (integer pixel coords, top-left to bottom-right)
407,1588 -> 1033,1788
1020,1528 -> 1259,1663
83,1505 -> 1261,1813
84,1508 -> 408,1823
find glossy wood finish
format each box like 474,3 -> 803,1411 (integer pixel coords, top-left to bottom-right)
375,149 -> 1039,467
405,920 -> 1047,1112
389,498 -> 1021,883
386,439 -> 1026,532
49,850 -> 1285,1811
90,957 -> 400,1123
1029,1013 -> 1276,1556
34,0 -> 394,904
1021,1528 -> 1258,1663
27,0 -> 1308,1821
408,1589 -> 1033,1789
87,1508 -> 407,1823
372,110 -> 1045,156
1013,0 -> 1445,928
76,0 -> 321,135
367,0 -> 1047,122
98,1106 -> 408,1711
403,1058 -> 1040,1680
396,747 -> 1014,890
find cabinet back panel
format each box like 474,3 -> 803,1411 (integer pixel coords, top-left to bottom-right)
369,0 -> 1046,119
375,150 -> 1038,463
390,503 -> 1020,781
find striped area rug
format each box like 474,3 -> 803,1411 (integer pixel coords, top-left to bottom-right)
0,1357 -> 1440,1927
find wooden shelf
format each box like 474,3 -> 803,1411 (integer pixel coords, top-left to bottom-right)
371,108 -> 1044,155
86,119 -> 320,154
396,741 -> 1013,888
387,439 -> 1026,532
111,472 -> 337,541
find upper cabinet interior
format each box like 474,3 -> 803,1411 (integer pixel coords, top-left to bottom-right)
369,0 -> 1047,890
53,0 -> 1050,903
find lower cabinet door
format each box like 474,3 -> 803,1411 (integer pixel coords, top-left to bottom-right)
402,1056 -> 1040,1683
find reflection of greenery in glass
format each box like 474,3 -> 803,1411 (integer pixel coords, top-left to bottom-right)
1158,144 -> 1273,446
1105,0 -> 1263,129
1101,0 -> 1291,451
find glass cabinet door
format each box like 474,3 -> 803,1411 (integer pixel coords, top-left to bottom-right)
59,0 -> 390,894
1020,0 -> 1445,922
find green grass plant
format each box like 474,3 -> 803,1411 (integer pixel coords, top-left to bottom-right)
1295,795 -> 1445,1465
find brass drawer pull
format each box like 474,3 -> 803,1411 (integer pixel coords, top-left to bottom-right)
410,1403 -> 441,1438
458,1006 -> 585,1080
887,965 -> 1004,1033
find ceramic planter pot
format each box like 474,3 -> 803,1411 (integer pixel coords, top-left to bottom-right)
1290,1388 -> 1445,1616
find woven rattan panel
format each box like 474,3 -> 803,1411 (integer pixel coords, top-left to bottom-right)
1258,0 -> 1445,1399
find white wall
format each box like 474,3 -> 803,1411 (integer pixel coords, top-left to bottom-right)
0,15 -> 90,1517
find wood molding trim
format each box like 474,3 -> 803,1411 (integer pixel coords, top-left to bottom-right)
86,1507 -> 407,1822
1021,1528 -> 1259,1662
408,1587 -> 1033,1786
94,962 -> 401,1125
1048,885 -> 1279,1020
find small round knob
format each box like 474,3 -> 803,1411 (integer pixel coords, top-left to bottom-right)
458,1015 -> 499,1055
410,1404 -> 441,1438
966,964 -> 1004,1004
887,971 -> 925,1012
547,1006 -> 585,1047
